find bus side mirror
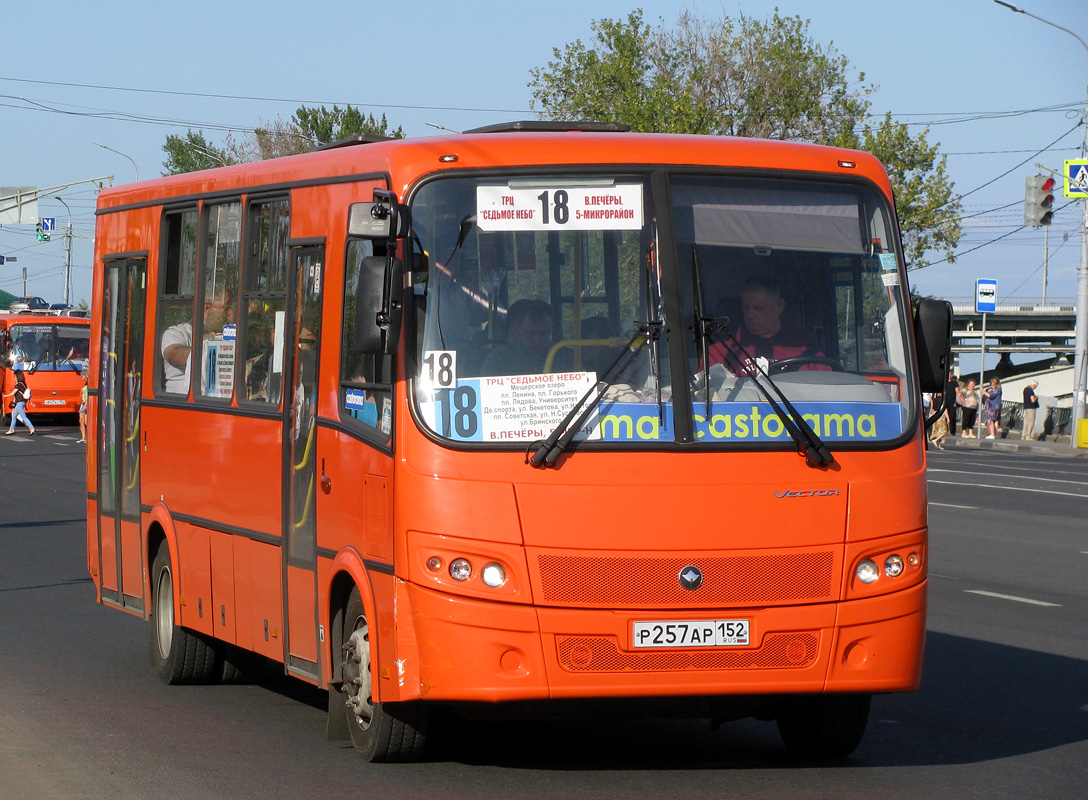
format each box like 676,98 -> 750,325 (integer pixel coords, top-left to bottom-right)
913,299 -> 953,394
348,192 -> 410,240
354,255 -> 404,355
349,190 -> 408,355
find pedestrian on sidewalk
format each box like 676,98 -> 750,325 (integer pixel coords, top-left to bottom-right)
1022,380 -> 1039,441
4,370 -> 36,436
944,371 -> 960,435
983,377 -> 1002,439
930,400 -> 950,449
960,379 -> 979,437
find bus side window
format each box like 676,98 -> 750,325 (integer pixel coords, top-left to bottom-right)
241,198 -> 289,405
341,239 -> 393,441
195,202 -> 241,402
157,208 -> 198,396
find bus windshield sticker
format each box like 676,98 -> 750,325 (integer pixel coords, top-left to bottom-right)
423,391 -> 901,444
476,184 -> 644,232
420,373 -> 601,442
422,350 -> 457,389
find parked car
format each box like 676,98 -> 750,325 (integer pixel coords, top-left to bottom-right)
8,296 -> 50,313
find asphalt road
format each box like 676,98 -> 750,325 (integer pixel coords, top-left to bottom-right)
0,423 -> 1085,799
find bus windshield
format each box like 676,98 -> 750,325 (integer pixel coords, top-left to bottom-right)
410,172 -> 915,449
6,321 -> 90,372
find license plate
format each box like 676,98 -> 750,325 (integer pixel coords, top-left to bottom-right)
43,399 -> 65,405
632,619 -> 750,648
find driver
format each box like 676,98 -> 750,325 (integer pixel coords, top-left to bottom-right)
708,275 -> 826,375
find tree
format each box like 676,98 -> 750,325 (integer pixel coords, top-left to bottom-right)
162,130 -> 234,175
528,9 -> 961,267
845,114 -> 963,268
163,105 -> 405,172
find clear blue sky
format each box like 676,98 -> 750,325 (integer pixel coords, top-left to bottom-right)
1,0 -> 1084,308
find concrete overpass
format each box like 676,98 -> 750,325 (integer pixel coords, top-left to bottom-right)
947,297 -> 1078,435
948,296 -> 1076,366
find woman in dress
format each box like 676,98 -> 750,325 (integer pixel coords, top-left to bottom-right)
982,377 -> 1002,439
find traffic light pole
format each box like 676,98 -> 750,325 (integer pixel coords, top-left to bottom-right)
995,2 -> 1088,446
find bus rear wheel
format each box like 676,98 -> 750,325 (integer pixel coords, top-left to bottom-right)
341,588 -> 427,762
776,694 -> 871,758
149,545 -> 217,684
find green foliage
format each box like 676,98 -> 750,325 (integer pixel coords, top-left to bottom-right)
841,114 -> 963,268
161,130 -> 234,176
162,106 -> 405,173
529,8 -> 962,269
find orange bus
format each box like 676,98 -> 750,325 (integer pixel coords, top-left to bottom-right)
2,313 -> 90,419
86,122 -> 952,762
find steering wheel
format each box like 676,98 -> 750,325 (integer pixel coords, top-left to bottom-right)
768,356 -> 846,375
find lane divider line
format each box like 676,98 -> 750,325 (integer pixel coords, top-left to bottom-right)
965,589 -> 1062,607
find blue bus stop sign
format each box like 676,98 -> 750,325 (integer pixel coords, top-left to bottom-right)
976,279 -> 997,314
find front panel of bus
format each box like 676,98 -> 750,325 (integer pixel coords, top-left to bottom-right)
392,165 -> 927,702
2,316 -> 90,415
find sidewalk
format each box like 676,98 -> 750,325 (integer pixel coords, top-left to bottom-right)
939,432 -> 1088,458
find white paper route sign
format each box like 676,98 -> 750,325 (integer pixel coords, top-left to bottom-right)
476,184 -> 644,231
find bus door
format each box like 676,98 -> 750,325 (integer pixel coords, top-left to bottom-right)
283,244 -> 324,680
97,256 -> 147,611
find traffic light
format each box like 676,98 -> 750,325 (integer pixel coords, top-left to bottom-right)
35,223 -> 50,241
1024,175 -> 1056,227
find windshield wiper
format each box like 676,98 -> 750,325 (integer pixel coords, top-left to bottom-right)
528,327 -> 655,469
715,328 -> 836,469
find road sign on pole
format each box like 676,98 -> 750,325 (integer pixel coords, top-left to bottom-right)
1065,159 -> 1088,198
40,217 -> 56,232
975,279 -> 998,314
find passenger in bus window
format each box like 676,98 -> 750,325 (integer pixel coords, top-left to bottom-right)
161,291 -> 233,394
708,275 -> 824,375
480,299 -> 552,377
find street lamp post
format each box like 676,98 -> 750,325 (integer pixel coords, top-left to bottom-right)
93,142 -> 139,182
995,1 -> 1088,447
54,196 -> 73,305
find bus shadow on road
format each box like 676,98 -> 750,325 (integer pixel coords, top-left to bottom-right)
426,630 -> 1087,769
860,630 -> 1088,766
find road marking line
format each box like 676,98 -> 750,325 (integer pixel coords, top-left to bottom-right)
927,468 -> 1088,488
965,590 -> 1062,607
926,478 -> 1088,498
928,502 -> 979,509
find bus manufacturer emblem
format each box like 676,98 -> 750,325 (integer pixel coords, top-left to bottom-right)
679,566 -> 703,590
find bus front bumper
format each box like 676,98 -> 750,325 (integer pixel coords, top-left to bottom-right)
399,580 -> 926,703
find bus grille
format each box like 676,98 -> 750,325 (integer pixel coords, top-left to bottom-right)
536,552 -> 836,607
556,632 -> 820,672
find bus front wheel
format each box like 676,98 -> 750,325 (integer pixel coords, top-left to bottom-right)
149,545 -> 217,684
776,693 -> 871,758
341,588 -> 427,762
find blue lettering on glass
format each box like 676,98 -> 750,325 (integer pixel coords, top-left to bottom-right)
429,382 -> 900,443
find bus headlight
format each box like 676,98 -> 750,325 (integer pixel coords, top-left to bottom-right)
856,559 -> 880,584
884,554 -> 905,578
449,558 -> 472,582
481,562 -> 506,588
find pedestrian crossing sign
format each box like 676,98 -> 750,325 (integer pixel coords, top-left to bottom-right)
1065,159 -> 1088,198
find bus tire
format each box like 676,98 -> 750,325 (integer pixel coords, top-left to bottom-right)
776,693 -> 871,758
149,545 -> 217,685
341,588 -> 427,762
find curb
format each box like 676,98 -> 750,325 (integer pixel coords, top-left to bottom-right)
939,435 -> 1088,457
